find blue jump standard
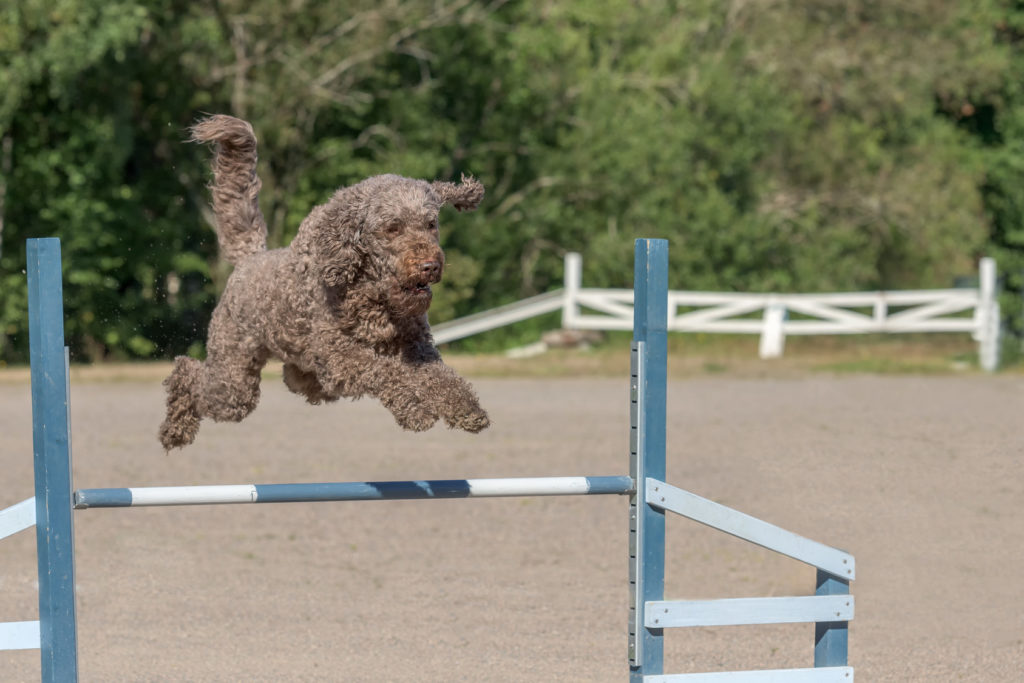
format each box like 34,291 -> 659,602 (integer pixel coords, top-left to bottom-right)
73,476 -> 635,508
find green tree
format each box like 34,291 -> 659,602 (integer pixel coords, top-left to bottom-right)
0,1 -> 215,362
1,0 -> 1021,362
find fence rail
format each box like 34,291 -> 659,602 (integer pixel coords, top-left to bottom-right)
431,290 -> 564,344
431,252 -> 1001,370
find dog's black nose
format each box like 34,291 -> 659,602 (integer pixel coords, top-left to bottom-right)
419,261 -> 441,279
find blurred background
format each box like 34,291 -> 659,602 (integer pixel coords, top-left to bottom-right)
1,0 -> 1022,367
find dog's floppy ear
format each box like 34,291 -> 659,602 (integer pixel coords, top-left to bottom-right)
432,174 -> 484,212
320,249 -> 360,288
293,203 -> 365,289
317,231 -> 363,289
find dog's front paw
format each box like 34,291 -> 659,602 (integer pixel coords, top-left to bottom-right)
445,405 -> 490,433
393,401 -> 440,432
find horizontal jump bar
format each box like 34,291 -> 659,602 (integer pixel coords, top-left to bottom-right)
73,476 -> 635,509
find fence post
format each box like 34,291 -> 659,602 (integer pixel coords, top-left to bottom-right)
27,238 -> 79,682
562,252 -> 582,330
758,299 -> 787,359
629,239 -> 668,681
977,257 -> 1000,372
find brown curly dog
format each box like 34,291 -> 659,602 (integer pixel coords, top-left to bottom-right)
158,115 -> 489,450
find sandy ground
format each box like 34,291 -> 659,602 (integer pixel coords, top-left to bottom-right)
1,370 -> 1022,681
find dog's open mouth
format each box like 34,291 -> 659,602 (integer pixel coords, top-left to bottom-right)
405,282 -> 432,297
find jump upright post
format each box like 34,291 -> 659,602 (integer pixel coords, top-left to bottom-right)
630,239 -> 668,680
1,237 -> 855,681
26,238 -> 78,682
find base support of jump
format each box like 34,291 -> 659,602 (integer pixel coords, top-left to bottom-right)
1,237 -> 854,681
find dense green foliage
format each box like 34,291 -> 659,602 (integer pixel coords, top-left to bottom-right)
1,0 -> 1022,362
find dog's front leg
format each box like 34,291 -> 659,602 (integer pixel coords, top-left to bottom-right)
311,348 -> 442,431
415,362 -> 490,433
399,341 -> 489,433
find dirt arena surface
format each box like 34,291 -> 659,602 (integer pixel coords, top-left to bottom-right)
1,368 -> 1022,681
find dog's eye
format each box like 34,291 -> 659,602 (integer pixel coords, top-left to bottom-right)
428,220 -> 438,233
385,222 -> 402,236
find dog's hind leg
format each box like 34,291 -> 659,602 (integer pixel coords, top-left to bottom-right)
159,307 -> 269,450
196,351 -> 267,424
158,348 -> 267,450
195,321 -> 269,425
159,356 -> 204,450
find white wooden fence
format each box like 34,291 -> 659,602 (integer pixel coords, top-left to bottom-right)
431,253 -> 1001,371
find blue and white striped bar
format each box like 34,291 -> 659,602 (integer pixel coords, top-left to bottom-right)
74,476 -> 635,509
644,667 -> 853,682
0,498 -> 36,541
645,478 -> 855,581
0,621 -> 40,651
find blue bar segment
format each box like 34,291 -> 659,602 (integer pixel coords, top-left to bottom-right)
585,476 -> 634,495
255,480 -> 472,503
630,239 -> 668,682
27,238 -> 79,683
814,569 -> 850,667
73,488 -> 133,508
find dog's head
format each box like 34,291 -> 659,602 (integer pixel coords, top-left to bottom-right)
300,173 -> 484,318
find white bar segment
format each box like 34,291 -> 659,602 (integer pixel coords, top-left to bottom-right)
0,498 -> 36,540
0,620 -> 41,651
645,595 -> 853,628
644,667 -> 853,682
129,485 -> 257,506
466,477 -> 591,497
646,479 -> 855,580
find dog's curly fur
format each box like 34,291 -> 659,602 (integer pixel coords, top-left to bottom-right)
158,115 -> 489,450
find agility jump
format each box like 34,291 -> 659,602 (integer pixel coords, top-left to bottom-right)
1,238 -> 854,682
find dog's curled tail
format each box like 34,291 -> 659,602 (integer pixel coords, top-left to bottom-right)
191,115 -> 267,264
